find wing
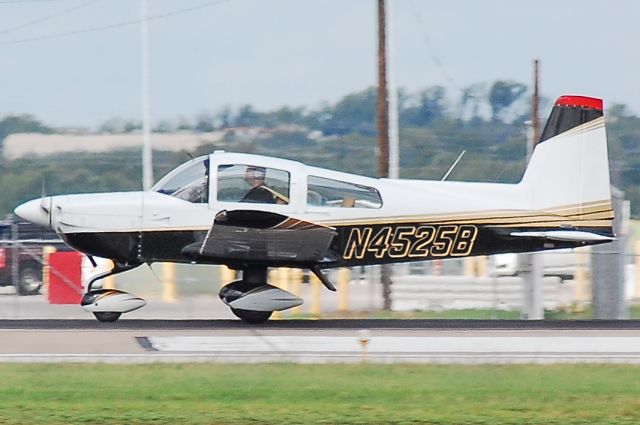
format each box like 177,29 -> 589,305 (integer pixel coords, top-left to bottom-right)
182,210 -> 338,265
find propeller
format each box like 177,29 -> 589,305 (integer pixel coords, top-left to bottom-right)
40,178 -> 53,228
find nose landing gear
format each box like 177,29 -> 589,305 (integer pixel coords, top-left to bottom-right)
81,261 -> 145,322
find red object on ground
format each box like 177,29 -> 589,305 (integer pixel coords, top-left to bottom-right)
48,251 -> 83,304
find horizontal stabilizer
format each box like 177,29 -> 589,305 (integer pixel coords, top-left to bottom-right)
510,230 -> 614,243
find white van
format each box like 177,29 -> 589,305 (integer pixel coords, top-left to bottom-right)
492,249 -> 585,281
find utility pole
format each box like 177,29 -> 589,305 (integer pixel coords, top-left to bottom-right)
592,188 -> 628,319
377,0 -> 392,310
377,0 -> 389,178
520,59 -> 543,320
531,59 -> 540,150
141,0 -> 153,190
386,0 -> 399,180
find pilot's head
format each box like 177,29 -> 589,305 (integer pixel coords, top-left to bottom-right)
245,166 -> 266,187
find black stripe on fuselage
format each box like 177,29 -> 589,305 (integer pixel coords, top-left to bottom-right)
61,221 -> 613,268
62,230 -> 208,264
331,223 -> 611,267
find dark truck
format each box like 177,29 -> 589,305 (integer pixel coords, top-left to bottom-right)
0,217 -> 68,295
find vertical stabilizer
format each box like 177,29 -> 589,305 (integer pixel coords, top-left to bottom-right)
520,95 -> 613,232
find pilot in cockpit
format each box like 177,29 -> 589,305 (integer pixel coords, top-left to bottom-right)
241,166 -> 287,204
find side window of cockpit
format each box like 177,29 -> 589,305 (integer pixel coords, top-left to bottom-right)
217,164 -> 290,205
307,176 -> 382,208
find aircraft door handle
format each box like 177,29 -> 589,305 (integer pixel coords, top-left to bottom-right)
149,213 -> 170,222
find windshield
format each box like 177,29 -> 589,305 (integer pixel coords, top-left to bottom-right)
153,157 -> 209,203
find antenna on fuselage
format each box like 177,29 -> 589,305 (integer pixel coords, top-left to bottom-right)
441,150 -> 466,181
40,178 -> 46,206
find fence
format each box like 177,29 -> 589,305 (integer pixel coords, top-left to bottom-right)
1,230 -> 639,317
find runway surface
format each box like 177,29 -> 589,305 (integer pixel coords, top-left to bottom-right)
2,318 -> 640,330
3,319 -> 640,364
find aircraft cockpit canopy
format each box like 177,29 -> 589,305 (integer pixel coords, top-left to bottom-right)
152,154 -> 383,209
152,156 -> 209,203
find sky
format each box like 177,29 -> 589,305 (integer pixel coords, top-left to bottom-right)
1,0 -> 639,127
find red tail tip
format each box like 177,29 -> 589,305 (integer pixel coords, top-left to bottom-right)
555,95 -> 603,111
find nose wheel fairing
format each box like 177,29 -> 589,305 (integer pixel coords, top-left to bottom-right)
81,289 -> 147,316
81,261 -> 146,322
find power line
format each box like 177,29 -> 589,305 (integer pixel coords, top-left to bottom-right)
0,0 -> 100,37
0,0 -> 233,46
0,0 -> 70,4
409,0 -> 462,92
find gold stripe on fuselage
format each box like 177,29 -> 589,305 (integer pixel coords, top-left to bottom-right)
317,200 -> 613,228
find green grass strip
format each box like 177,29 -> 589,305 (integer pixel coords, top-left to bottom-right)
1,364 -> 640,424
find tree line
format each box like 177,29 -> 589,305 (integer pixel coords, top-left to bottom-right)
0,79 -> 638,218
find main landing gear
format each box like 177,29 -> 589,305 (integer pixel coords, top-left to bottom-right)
219,265 -> 335,324
219,266 -> 299,324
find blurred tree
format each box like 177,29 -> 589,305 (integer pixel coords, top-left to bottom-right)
154,119 -> 173,133
401,86 -> 448,127
234,105 -> 260,127
0,114 -> 52,143
488,80 -> 527,121
319,87 -> 377,136
176,117 -> 193,131
99,118 -> 141,133
98,117 -> 125,134
123,120 -> 141,133
458,83 -> 486,121
216,106 -> 233,129
263,107 -> 307,127
195,113 -> 215,132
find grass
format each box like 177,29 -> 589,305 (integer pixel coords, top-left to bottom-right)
286,304 -> 640,320
2,364 -> 640,424
314,308 -> 523,320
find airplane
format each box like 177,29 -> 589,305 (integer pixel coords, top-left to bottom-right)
15,95 -> 614,323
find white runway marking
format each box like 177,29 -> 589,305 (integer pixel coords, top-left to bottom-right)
147,336 -> 640,353
139,336 -> 640,364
